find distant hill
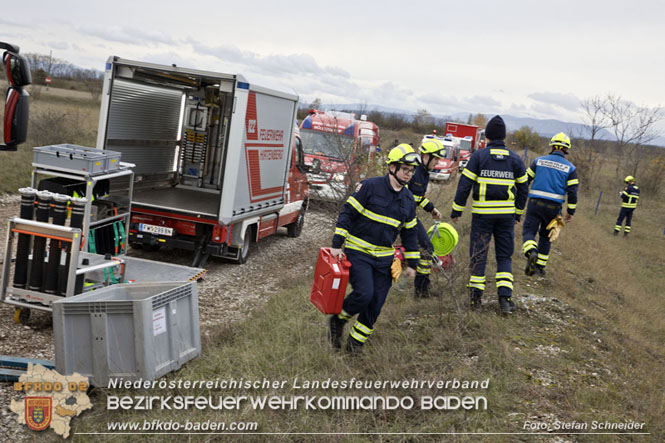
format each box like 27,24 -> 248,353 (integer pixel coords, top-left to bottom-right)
314,103 -> 665,147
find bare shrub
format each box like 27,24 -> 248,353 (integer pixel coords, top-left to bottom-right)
28,108 -> 96,148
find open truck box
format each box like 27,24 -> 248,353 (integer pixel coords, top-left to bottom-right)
96,57 -> 298,225
94,58 -> 308,266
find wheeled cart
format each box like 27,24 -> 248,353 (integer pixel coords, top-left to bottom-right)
0,217 -> 126,322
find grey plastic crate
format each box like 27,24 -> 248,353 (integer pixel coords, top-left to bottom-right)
52,281 -> 200,386
34,144 -> 122,174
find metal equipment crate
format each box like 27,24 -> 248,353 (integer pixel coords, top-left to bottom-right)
52,282 -> 200,386
34,144 -> 122,174
31,154 -> 135,253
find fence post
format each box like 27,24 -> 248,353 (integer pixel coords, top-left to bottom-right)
523,147 -> 529,165
594,191 -> 602,216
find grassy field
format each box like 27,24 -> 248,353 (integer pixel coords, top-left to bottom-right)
69,179 -> 664,441
0,81 -> 100,194
2,86 -> 664,441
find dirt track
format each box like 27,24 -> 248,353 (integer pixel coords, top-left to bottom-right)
0,195 -> 332,440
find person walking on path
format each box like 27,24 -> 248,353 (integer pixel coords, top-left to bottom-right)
450,115 -> 528,314
328,144 -> 420,353
522,132 -> 579,276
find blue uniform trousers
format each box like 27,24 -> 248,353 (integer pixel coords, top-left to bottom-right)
615,207 -> 635,233
522,199 -> 561,268
469,215 -> 514,298
414,219 -> 434,291
341,249 -> 393,332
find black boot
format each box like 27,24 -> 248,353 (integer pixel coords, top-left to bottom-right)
328,315 -> 346,350
345,336 -> 364,354
469,289 -> 482,310
535,265 -> 546,276
414,285 -> 431,298
524,249 -> 538,276
499,296 -> 516,314
613,230 -> 619,236
624,231 -> 629,237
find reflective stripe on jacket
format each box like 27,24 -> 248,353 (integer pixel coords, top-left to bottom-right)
407,163 -> 434,212
332,174 -> 419,267
621,184 -> 640,209
451,141 -> 528,217
526,151 -> 578,214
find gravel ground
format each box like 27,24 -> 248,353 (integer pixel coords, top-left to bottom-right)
0,195 -> 334,440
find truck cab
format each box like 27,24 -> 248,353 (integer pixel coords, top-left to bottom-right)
299,110 -> 379,200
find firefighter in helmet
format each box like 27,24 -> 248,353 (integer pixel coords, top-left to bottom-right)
408,138 -> 445,297
522,132 -> 579,276
614,175 -> 640,236
328,144 -> 419,353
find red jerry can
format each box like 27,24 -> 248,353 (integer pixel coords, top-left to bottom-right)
310,247 -> 351,314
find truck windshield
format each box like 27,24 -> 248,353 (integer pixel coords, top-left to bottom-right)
301,130 -> 355,160
460,139 -> 472,150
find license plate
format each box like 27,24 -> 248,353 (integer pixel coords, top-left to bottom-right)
139,223 -> 174,236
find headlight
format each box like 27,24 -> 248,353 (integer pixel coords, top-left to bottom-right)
332,172 -> 347,182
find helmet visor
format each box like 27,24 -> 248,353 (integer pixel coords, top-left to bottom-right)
398,152 -> 420,165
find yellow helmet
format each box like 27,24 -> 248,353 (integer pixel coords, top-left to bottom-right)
419,139 -> 445,158
549,132 -> 571,150
386,144 -> 420,166
624,175 -> 635,183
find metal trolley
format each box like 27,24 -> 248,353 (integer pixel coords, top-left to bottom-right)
1,218 -> 127,322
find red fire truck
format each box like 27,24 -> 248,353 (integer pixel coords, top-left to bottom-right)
444,122 -> 486,170
299,110 -> 379,200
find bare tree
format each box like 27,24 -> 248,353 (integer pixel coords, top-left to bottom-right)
581,95 -> 611,150
602,94 -> 662,178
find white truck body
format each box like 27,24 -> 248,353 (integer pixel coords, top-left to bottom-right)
96,57 -> 308,265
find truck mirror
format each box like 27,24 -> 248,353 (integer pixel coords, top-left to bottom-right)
1,42 -> 31,151
2,49 -> 32,87
1,88 -> 30,150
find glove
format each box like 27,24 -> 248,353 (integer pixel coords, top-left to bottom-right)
391,257 -> 402,282
546,215 -> 565,242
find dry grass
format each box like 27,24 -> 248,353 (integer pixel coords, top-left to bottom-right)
0,82 -> 100,193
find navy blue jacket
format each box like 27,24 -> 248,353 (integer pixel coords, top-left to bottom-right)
332,174 -> 419,268
451,141 -> 528,219
620,183 -> 640,209
408,163 -> 435,213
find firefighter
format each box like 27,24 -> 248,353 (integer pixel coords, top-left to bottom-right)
450,116 -> 529,314
522,132 -> 578,276
409,138 -> 446,298
614,175 -> 640,236
328,144 -> 420,353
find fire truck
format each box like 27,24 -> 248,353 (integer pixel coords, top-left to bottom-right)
444,122 -> 486,171
299,110 -> 379,200
96,57 -> 309,267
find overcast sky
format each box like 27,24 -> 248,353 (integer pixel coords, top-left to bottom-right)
3,0 -> 664,127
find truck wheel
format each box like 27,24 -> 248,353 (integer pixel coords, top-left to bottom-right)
235,227 -> 253,264
287,210 -> 305,238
